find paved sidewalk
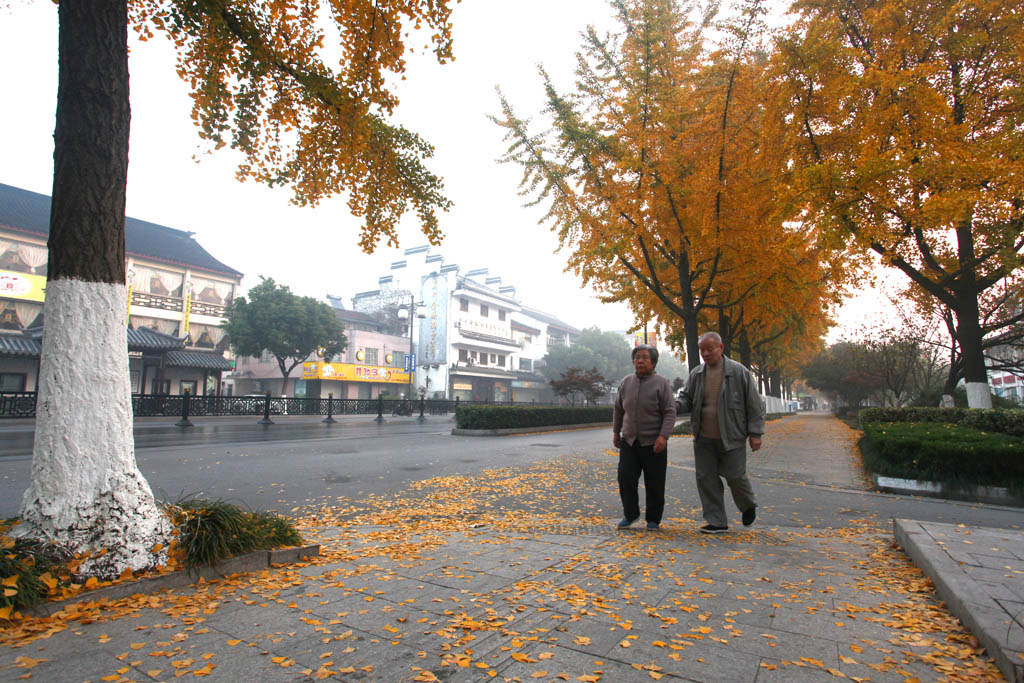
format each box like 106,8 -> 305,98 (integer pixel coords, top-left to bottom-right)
896,520 -> 1024,682
0,412 -> 1012,682
747,413 -> 872,490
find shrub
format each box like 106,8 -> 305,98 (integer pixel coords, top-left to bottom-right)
168,498 -> 303,570
860,421 -> 1024,489
859,407 -> 1024,437
455,405 -> 612,430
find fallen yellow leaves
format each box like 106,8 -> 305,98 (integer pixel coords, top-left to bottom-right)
14,656 -> 47,669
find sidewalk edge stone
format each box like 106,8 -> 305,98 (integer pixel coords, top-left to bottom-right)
21,543 -> 320,619
894,519 -> 1024,683
875,475 -> 1024,508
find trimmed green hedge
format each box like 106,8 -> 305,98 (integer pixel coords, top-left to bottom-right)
859,407 -> 1024,437
455,405 -> 613,430
860,421 -> 1024,489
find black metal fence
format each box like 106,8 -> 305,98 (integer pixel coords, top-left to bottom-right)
0,392 -> 555,420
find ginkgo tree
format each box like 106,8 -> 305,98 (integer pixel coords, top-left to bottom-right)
772,0 -> 1024,408
495,0 -> 843,376
22,0 -> 456,578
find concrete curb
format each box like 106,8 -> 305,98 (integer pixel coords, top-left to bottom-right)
874,474 -> 1024,507
24,544 -> 320,618
893,519 -> 1023,683
451,422 -> 611,436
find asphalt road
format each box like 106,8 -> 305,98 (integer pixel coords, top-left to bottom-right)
1,417 -> 1021,533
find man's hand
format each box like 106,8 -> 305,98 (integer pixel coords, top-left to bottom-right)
749,435 -> 762,451
654,435 -> 667,453
613,432 -> 621,449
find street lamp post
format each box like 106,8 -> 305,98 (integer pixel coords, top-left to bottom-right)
397,295 -> 425,400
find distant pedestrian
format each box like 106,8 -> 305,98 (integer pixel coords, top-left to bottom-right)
612,344 -> 677,530
676,332 -> 765,534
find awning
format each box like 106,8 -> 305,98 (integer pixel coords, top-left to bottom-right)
165,349 -> 233,371
128,326 -> 184,352
457,329 -> 522,348
0,334 -> 41,357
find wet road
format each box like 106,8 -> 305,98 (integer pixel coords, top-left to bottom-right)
0,416 -> 1020,533
0,417 -> 608,518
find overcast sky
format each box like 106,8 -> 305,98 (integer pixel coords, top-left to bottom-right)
0,0 -> 883,343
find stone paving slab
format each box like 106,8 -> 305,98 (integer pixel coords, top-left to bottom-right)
0,518 -> 1005,682
895,518 -> 1024,682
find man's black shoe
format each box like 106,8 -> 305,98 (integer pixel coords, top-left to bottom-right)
699,524 -> 728,534
646,522 -> 660,530
742,507 -> 757,527
617,517 -> 639,529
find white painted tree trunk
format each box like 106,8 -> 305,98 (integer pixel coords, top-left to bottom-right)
19,280 -> 171,579
965,382 -> 993,409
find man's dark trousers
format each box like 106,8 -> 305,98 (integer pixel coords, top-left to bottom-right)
618,439 -> 667,524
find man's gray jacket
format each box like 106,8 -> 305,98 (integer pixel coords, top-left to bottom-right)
677,356 -> 765,450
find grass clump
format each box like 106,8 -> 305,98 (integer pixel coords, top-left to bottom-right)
861,421 -> 1024,490
0,520 -> 73,616
167,498 -> 303,571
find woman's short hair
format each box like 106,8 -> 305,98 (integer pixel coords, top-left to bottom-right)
631,344 -> 659,366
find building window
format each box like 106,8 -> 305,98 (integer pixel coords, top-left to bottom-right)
459,349 -> 469,362
490,354 -> 497,364
519,358 -> 533,372
480,304 -> 489,317
132,266 -> 183,298
190,276 -> 234,306
478,353 -> 487,366
460,298 -> 469,312
0,373 -> 26,392
497,355 -> 505,367
0,238 -> 48,276
364,348 -> 379,365
498,310 -> 506,321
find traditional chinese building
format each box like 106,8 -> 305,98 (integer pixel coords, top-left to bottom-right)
0,183 -> 239,395
229,305 -> 413,400
347,246 -> 579,401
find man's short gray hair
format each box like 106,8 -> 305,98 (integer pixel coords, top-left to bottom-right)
631,344 -> 659,366
699,331 -> 723,346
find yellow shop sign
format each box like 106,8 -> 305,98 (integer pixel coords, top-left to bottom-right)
302,361 -> 410,384
0,270 -> 46,303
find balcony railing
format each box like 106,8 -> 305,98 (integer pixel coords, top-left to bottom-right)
130,292 -> 183,312
190,300 -> 228,317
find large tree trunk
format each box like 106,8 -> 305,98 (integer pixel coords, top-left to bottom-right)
953,213 -> 992,409
18,0 -> 170,579
953,290 -> 992,409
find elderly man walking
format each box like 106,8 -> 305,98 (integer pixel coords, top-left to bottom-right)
612,344 -> 676,530
676,332 -> 765,534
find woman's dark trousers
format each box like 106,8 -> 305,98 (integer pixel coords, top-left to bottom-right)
618,439 -> 667,524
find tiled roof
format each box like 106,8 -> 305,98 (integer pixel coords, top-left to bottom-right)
519,306 -> 580,335
165,349 -> 233,371
511,320 -> 542,335
454,277 -> 519,306
0,183 -> 242,278
334,308 -> 378,325
127,327 -> 184,352
457,329 -> 522,348
0,333 -> 40,357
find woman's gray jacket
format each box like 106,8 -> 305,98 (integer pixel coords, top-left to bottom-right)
676,356 -> 765,451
